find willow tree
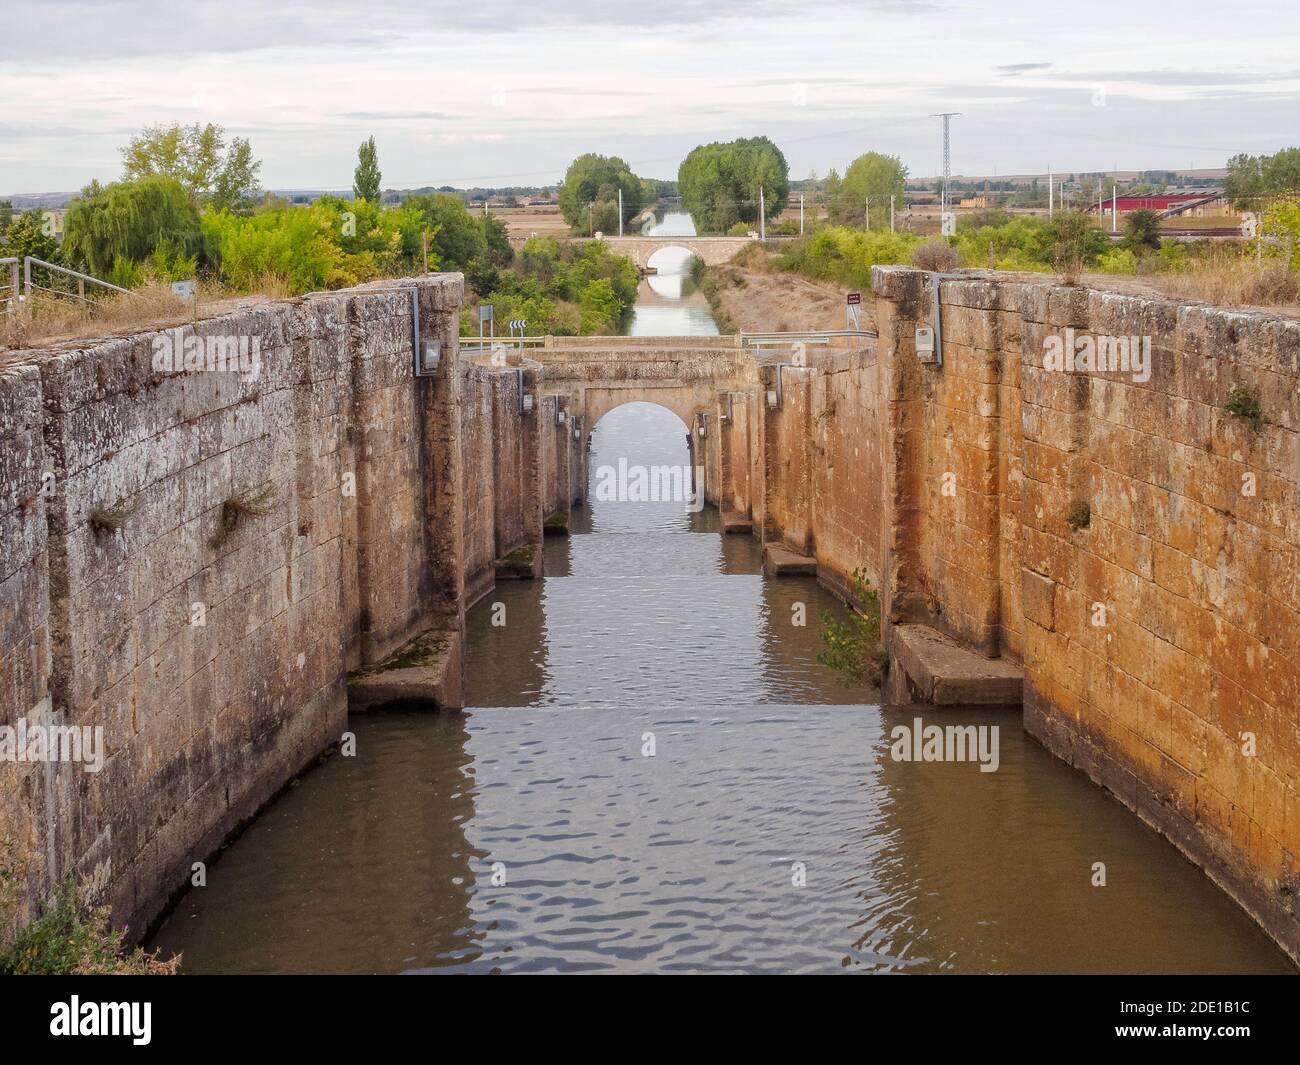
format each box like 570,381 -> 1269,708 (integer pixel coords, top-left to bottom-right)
677,136 -> 789,233
61,176 -> 203,278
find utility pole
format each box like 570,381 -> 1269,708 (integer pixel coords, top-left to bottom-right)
1048,164 -> 1054,219
1112,183 -> 1118,234
865,198 -> 869,230
930,112 -> 960,216
890,194 -> 895,232
799,192 -> 805,235
618,188 -> 624,237
759,185 -> 766,240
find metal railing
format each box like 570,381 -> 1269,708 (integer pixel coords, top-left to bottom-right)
23,256 -> 128,303
741,329 -> 878,346
0,257 -> 18,314
458,335 -> 547,349
457,329 -> 878,349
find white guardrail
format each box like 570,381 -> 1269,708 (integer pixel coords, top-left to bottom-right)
457,329 -> 877,348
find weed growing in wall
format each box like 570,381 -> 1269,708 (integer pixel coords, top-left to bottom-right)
817,566 -> 885,685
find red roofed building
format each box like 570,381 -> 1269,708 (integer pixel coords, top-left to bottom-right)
1097,193 -> 1234,219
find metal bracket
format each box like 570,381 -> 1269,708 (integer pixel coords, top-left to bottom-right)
926,271 -> 965,369
516,367 -> 534,413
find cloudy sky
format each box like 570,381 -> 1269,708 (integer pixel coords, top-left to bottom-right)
3,0 -> 1299,193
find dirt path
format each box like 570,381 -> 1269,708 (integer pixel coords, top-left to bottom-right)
703,257 -> 872,333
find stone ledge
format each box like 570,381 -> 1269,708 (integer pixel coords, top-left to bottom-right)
348,624 -> 464,711
721,510 -> 753,534
887,623 -> 1022,706
495,542 -> 543,579
763,543 -> 817,576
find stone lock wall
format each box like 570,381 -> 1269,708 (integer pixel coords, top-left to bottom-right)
713,349 -> 884,597
0,275 -> 467,937
872,266 -> 1300,961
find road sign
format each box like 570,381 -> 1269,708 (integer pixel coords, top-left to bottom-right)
1240,213 -> 1258,239
508,318 -> 527,335
479,304 -> 493,322
941,211 -> 956,237
846,292 -> 861,305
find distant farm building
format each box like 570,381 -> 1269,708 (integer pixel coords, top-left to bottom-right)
1097,193 -> 1235,220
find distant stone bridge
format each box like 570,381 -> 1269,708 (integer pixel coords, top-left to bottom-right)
595,236 -> 752,267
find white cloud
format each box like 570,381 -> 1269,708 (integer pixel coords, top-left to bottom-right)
2,0 -> 1298,192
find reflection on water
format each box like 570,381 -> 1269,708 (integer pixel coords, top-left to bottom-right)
149,403 -> 1294,973
625,209 -> 719,337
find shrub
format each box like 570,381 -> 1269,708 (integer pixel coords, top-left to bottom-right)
1046,211 -> 1108,281
1096,248 -> 1139,274
778,226 -> 918,290
817,567 -> 885,686
1225,387 -> 1263,430
0,864 -> 178,976
1122,209 -> 1163,251
911,239 -> 959,272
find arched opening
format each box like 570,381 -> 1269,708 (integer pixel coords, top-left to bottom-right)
646,244 -> 697,283
629,247 -> 719,337
587,402 -> 698,534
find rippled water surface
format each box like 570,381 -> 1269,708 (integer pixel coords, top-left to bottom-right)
150,332 -> 1293,975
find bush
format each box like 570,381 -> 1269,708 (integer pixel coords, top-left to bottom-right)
1046,211 -> 1109,280
0,877 -> 178,975
817,567 -> 885,686
1096,248 -> 1139,274
911,239 -> 959,272
777,226 -> 918,290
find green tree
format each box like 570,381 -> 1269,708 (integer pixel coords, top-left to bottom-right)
832,152 -> 908,228
557,154 -> 644,233
353,136 -> 382,203
482,213 -> 513,266
0,200 -> 12,234
677,136 -> 789,233
62,177 -> 202,278
405,193 -> 486,271
0,210 -> 58,262
1225,148 -> 1300,209
121,122 -> 261,210
1122,209 -> 1162,251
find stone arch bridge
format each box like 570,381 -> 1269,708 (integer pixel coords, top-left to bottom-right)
568,235 -> 793,268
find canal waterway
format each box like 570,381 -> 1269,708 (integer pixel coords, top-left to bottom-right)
148,209 -> 1293,974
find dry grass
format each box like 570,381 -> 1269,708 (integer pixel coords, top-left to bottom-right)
0,278 -> 285,359
209,484 -> 278,550
1150,254 -> 1299,309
